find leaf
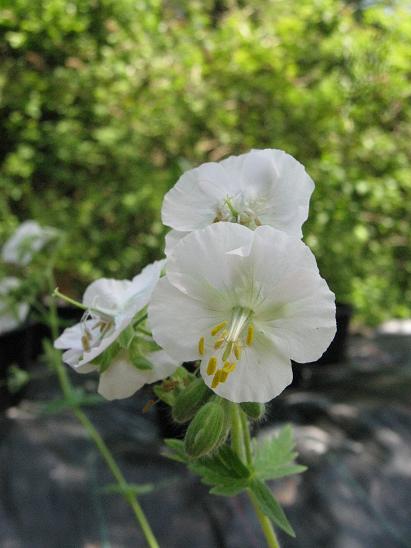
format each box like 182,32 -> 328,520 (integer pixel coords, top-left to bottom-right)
254,425 -> 306,481
250,478 -> 295,537
162,439 -> 189,463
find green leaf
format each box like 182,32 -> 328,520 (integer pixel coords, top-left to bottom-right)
162,439 -> 189,463
254,425 -> 306,481
250,479 -> 295,537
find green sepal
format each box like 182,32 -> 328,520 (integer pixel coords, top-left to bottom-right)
249,478 -> 295,537
240,402 -> 266,421
172,377 -> 211,423
154,367 -> 194,407
254,425 -> 307,481
130,355 -> 153,371
117,326 -> 135,349
184,400 -> 229,458
93,342 -> 120,373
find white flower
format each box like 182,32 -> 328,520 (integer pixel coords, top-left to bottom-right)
54,259 -> 178,400
148,223 -> 336,403
0,277 -> 29,334
162,149 -> 314,254
54,260 -> 164,371
2,220 -> 58,266
97,349 -> 178,401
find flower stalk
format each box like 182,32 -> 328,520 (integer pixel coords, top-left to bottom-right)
230,403 -> 280,548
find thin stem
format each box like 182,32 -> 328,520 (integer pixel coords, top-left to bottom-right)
52,288 -> 89,311
248,490 -> 280,548
47,273 -> 159,548
234,406 -> 280,548
230,403 -> 245,461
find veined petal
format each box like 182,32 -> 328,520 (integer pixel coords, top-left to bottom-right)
148,277 -> 224,362
166,222 -> 253,303
200,332 -> 292,403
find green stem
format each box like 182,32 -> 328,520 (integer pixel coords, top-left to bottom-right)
230,403 -> 245,461
248,490 -> 280,548
232,405 -> 280,548
47,273 -> 159,548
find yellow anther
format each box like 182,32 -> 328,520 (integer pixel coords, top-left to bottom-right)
223,362 -> 237,373
81,334 -> 90,352
234,342 -> 242,360
214,338 -> 225,349
198,336 -> 205,356
207,356 -> 217,375
219,370 -> 228,383
211,321 -> 227,336
211,371 -> 220,389
246,324 -> 254,346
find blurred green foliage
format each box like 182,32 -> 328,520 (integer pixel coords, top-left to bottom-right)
0,0 -> 410,324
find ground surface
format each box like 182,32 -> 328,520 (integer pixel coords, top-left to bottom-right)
0,331 -> 410,548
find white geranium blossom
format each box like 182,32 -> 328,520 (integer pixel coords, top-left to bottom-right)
54,261 -> 164,368
2,220 -> 58,266
148,223 -> 336,403
162,149 -> 314,254
0,277 -> 29,334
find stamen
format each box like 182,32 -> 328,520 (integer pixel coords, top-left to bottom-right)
246,324 -> 254,346
211,371 -> 220,389
234,342 -> 242,360
222,341 -> 234,362
81,334 -> 90,352
211,321 -> 227,336
219,370 -> 228,383
214,338 -> 225,349
198,336 -> 205,356
223,362 -> 236,373
207,357 -> 217,375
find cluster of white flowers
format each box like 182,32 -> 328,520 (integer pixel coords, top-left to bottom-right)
0,220 -> 58,335
55,149 -> 336,403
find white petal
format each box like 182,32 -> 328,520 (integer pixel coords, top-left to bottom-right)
255,149 -> 314,238
148,277 -> 224,362
83,278 -> 133,313
162,163 -> 236,231
200,332 -> 292,403
165,222 -> 254,303
98,350 -> 179,400
164,230 -> 189,256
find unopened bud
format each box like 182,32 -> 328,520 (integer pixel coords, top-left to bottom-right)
184,400 -> 229,458
172,377 -> 211,424
240,402 -> 266,421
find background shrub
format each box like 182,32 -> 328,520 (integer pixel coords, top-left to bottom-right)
1,0 -> 410,324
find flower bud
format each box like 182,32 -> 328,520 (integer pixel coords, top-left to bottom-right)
184,400 -> 229,458
240,402 -> 266,421
172,377 -> 211,424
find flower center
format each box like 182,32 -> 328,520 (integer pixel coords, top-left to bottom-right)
197,306 -> 254,389
80,311 -> 114,353
214,195 -> 262,228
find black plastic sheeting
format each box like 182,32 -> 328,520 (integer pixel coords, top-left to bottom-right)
0,332 -> 410,548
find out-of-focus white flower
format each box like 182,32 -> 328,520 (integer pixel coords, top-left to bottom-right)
0,277 -> 29,334
54,260 -> 164,370
97,349 -> 178,401
162,149 -> 314,254
2,220 -> 58,266
149,223 -> 336,403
